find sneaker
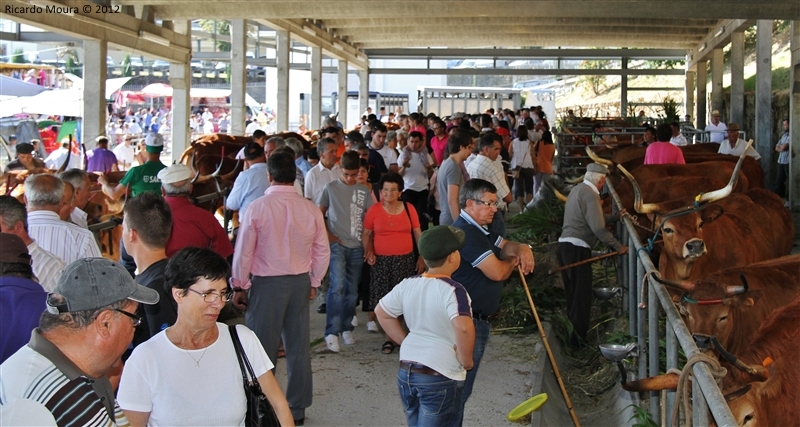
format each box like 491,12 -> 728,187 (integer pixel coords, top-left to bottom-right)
325,334 -> 340,353
366,321 -> 379,332
351,315 -> 359,327
342,331 -> 356,345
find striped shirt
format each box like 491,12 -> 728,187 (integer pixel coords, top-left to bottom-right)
0,330 -> 129,426
27,240 -> 65,292
27,210 -> 102,264
466,155 -> 511,209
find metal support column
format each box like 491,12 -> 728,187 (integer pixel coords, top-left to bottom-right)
82,39 -> 107,150
169,21 -> 191,162
710,48 -> 724,115
621,58 -> 628,115
276,29 -> 290,132
310,46 -> 322,129
636,260 -> 646,379
755,20 -> 774,173
730,31 -> 745,125
684,70 -> 695,127
337,60 -> 348,128
648,275 -> 659,421
665,321 -> 678,427
230,19 -> 247,135
696,61 -> 708,131
358,70 -> 369,119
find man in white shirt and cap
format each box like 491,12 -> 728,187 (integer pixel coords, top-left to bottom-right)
717,123 -> 760,160
704,110 -> 727,143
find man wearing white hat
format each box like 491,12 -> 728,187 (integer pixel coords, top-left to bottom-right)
158,164 -> 233,260
704,110 -> 727,143
558,163 -> 628,342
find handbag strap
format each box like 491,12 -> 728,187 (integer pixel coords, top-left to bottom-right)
229,325 -> 264,393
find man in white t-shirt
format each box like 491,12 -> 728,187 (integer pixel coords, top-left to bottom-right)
370,123 -> 399,173
113,135 -> 136,170
376,225 -> 474,426
398,131 -> 434,231
705,110 -> 727,143
669,122 -> 688,146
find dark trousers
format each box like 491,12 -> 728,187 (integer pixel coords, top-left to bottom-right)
402,189 -> 430,231
773,163 -> 789,198
558,242 -> 593,341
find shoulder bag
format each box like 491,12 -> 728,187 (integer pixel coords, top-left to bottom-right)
229,325 -> 280,427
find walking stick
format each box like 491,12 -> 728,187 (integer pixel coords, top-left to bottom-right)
547,251 -> 619,275
518,266 -> 582,427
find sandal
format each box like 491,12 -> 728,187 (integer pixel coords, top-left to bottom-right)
382,341 -> 396,354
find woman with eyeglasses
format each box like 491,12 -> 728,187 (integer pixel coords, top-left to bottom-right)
117,247 -> 294,426
362,173 -> 425,354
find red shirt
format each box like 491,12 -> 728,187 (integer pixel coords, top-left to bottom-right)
364,203 -> 420,256
430,134 -> 449,166
164,196 -> 234,259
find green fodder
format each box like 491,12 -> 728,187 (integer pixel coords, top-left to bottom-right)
493,251 -> 564,332
508,202 -> 565,245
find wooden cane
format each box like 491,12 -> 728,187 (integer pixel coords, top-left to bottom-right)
518,266 -> 581,427
548,251 -> 620,274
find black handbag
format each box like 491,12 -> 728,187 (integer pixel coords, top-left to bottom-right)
229,325 -> 280,427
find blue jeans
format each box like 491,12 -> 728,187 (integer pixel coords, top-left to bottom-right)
459,319 -> 491,415
397,367 -> 464,427
325,243 -> 363,336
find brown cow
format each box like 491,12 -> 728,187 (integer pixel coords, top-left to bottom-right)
721,294 -> 800,427
654,255 -> 800,359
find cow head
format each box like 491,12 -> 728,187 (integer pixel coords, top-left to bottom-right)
724,362 -> 778,427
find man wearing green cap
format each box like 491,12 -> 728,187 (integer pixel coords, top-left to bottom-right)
376,225 -> 475,427
0,257 -> 159,426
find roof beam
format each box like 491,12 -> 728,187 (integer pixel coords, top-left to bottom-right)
325,17 -> 719,29
338,25 -> 709,39
255,19 -> 367,70
369,68 -> 685,76
365,48 -> 688,60
356,35 -> 697,50
3,0 -> 191,62
686,19 -> 754,70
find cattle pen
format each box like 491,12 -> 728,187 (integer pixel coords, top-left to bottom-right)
605,179 -> 737,426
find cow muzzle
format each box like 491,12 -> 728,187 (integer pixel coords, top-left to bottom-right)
683,238 -> 706,258
692,333 -> 713,351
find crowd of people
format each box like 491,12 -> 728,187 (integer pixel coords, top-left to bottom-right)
0,103 -> 792,426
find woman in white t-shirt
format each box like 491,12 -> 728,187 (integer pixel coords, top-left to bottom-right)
117,247 -> 294,427
508,126 -> 537,211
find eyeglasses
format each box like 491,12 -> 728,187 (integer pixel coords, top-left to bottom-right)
472,199 -> 499,208
114,308 -> 142,327
186,287 -> 233,303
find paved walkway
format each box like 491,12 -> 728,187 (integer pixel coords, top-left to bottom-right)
269,295 -> 539,427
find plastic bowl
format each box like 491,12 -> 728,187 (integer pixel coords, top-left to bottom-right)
507,393 -> 548,421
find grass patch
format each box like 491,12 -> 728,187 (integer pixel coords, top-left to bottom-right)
742,66 -> 790,92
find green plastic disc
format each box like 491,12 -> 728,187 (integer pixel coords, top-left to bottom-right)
507,393 -> 548,421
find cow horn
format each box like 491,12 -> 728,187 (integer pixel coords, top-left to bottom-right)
190,168 -> 201,185
723,384 -> 752,402
563,174 -> 585,184
618,165 -> 659,214
211,158 -> 224,177
621,372 -> 679,392
695,141 -> 750,203
708,336 -> 770,382
57,135 -> 72,173
585,146 -> 613,166
651,274 -> 696,292
545,182 -> 568,203
724,273 -> 750,296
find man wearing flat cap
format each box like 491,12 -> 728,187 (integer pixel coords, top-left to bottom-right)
376,225 -> 475,426
705,110 -> 727,143
718,123 -> 761,160
3,141 -> 45,174
0,257 -> 159,425
159,164 -> 233,260
558,162 -> 628,343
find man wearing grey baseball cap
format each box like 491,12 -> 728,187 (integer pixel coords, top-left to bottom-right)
0,257 -> 159,426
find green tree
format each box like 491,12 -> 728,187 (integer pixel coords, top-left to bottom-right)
198,19 -> 231,52
10,48 -> 27,64
579,60 -> 611,96
66,56 -> 81,78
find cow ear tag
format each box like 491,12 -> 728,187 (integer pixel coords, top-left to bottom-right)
762,357 -> 774,367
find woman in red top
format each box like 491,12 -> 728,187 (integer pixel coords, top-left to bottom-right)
362,173 -> 424,353
533,131 -> 556,197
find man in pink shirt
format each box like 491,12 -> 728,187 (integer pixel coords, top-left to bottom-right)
231,151 -> 330,426
644,124 -> 686,165
430,119 -> 449,166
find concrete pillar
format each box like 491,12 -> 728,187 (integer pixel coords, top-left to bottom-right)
696,60 -> 708,131
711,48 -> 724,114
170,62 -> 191,164
620,58 -> 628,116
788,21 -> 799,208
755,20 -> 773,174
81,40 -> 106,150
276,29 -> 290,132
230,19 -> 247,135
358,69 -> 369,119
310,46 -> 322,129
684,70 -> 695,126
337,60 -> 348,128
730,31 -> 745,125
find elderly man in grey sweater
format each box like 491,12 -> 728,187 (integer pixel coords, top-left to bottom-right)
558,163 -> 628,342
